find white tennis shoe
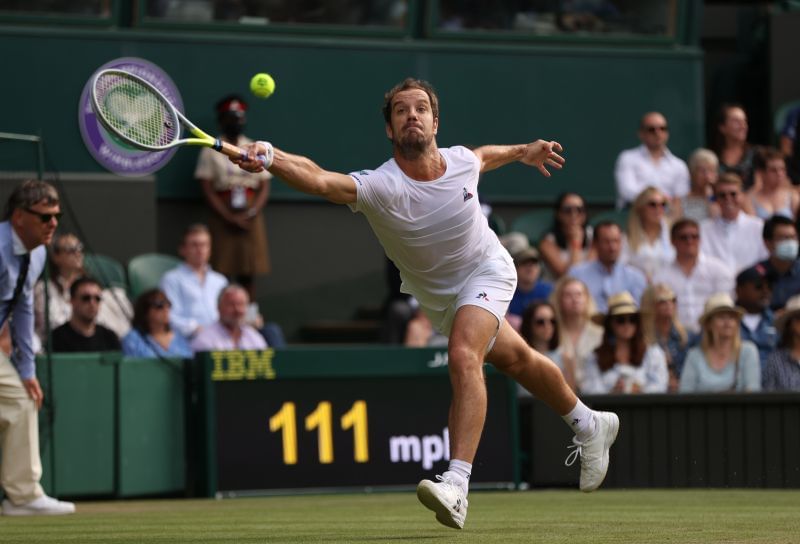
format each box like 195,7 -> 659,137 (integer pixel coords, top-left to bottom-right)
2,494 -> 75,516
565,411 -> 620,492
417,473 -> 468,529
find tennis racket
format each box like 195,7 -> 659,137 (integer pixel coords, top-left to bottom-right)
90,68 -> 269,166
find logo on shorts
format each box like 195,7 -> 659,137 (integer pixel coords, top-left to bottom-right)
476,291 -> 489,301
463,187 -> 473,202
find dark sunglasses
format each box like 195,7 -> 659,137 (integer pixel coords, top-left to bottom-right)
644,125 -> 668,133
151,300 -> 171,309
534,318 -> 556,326
646,200 -> 668,209
612,314 -> 638,325
676,232 -> 699,242
55,243 -> 83,254
560,205 -> 585,214
24,208 -> 63,223
79,294 -> 102,303
715,190 -> 739,200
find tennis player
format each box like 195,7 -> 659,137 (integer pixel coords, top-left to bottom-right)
233,78 -> 618,530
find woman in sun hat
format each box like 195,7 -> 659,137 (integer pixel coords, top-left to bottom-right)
580,291 -> 669,394
762,294 -> 800,391
679,292 -> 761,392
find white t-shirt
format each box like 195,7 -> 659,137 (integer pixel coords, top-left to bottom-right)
348,146 -> 510,311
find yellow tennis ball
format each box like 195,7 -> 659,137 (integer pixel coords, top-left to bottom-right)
250,73 -> 275,99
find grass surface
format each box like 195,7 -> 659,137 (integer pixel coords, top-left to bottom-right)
1,489 -> 798,543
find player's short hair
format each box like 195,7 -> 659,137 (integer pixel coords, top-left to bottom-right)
4,179 -> 59,220
763,215 -> 796,241
671,218 -> 699,240
382,78 -> 440,123
70,276 -> 102,299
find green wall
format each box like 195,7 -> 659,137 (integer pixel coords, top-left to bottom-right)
1,26 -> 703,204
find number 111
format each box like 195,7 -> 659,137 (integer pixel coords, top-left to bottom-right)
269,401 -> 369,465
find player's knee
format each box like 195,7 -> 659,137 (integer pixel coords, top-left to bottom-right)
447,344 -> 482,374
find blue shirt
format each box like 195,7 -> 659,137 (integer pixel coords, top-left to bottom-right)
0,222 -> 46,380
160,263 -> 228,338
739,309 -> 777,371
121,328 -> 193,359
507,281 -> 553,317
568,260 -> 647,313
761,258 -> 800,311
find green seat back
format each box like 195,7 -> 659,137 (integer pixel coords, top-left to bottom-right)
127,253 -> 182,300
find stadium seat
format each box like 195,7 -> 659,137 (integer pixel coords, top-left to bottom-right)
127,253 -> 182,299
510,209 -> 554,246
589,208 -> 629,230
83,253 -> 128,291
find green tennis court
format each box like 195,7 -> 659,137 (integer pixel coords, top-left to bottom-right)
3,489 -> 798,543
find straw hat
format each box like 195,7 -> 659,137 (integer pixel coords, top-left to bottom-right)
592,291 -> 639,325
698,292 -> 744,327
775,294 -> 800,335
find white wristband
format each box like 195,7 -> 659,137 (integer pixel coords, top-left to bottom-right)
256,141 -> 274,169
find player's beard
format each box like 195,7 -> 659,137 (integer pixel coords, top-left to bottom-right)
394,131 -> 432,160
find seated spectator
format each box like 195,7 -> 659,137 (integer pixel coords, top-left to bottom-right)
551,276 -> 603,391
34,233 -> 132,342
713,103 -> 757,190
700,173 -> 768,274
614,111 -> 689,209
160,224 -> 228,338
763,294 -> 800,390
121,289 -> 193,359
653,218 -> 734,334
581,291 -> 669,394
538,192 -> 594,278
518,301 -> 561,396
735,265 -> 777,370
641,284 -> 689,392
679,293 -> 761,392
747,147 -> 798,220
623,186 -> 675,281
506,247 -> 552,330
568,221 -> 647,313
51,277 -> 121,352
672,148 -> 720,223
191,285 -> 267,352
759,215 -> 800,311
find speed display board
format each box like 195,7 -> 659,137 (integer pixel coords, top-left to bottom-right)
192,348 -> 519,495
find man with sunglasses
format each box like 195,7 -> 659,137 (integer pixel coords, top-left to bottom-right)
51,277 -> 121,353
653,218 -> 734,334
0,180 -> 74,515
699,173 -> 768,274
614,111 -> 690,209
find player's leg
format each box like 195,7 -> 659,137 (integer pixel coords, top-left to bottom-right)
487,319 -> 619,492
417,304 -> 497,530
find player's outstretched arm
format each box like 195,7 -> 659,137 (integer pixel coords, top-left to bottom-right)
474,140 -> 564,177
233,141 -> 356,205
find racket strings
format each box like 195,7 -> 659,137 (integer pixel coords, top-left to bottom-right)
94,73 -> 178,148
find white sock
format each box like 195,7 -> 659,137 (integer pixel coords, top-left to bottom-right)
562,400 -> 596,442
445,459 -> 472,496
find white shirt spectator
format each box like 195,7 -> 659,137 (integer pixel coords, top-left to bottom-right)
580,345 -> 669,394
160,263 -> 228,338
652,253 -> 735,333
190,322 -> 267,352
699,213 -> 768,274
614,145 -> 690,209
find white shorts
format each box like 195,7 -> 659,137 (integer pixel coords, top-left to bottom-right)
419,256 -> 516,340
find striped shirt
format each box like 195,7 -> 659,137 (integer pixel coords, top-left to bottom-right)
762,349 -> 800,391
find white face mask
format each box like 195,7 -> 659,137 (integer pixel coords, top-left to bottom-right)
775,239 -> 799,261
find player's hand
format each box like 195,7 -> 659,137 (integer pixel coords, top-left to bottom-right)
22,377 -> 44,410
521,140 -> 565,177
231,142 -> 268,173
